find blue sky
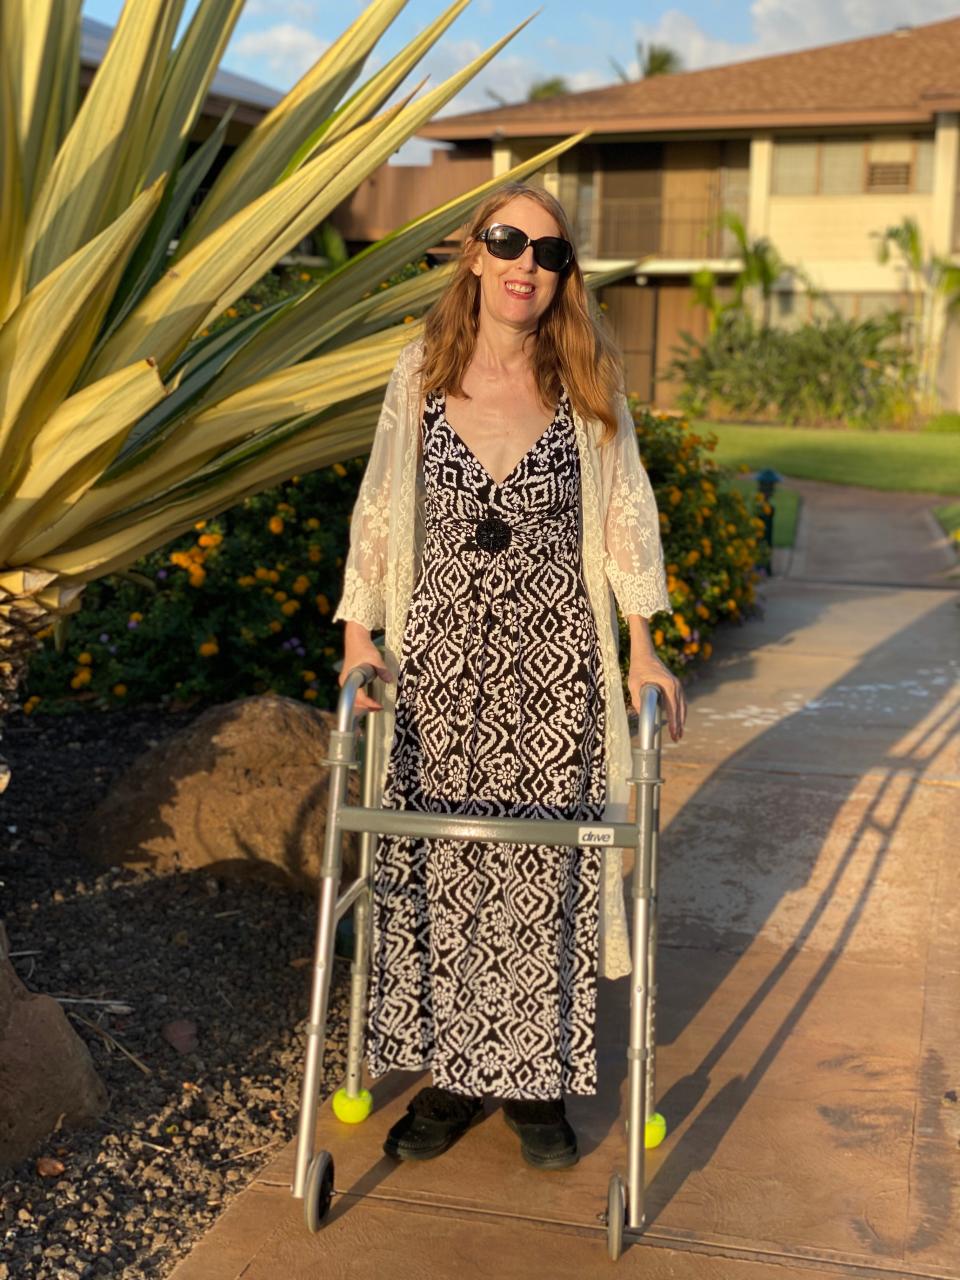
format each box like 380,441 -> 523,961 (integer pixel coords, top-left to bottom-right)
81,0 -> 960,161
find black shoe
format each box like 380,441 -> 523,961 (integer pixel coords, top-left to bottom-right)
502,1097 -> 579,1170
383,1086 -> 484,1161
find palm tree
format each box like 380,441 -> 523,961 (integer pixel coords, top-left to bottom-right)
528,76 -> 570,101
874,216 -> 960,408
0,0 -> 628,786
609,39 -> 683,83
690,212 -> 815,333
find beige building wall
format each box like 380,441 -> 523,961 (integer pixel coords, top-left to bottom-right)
766,194 -> 935,285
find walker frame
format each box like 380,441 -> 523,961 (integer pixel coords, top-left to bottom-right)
291,662 -> 666,1262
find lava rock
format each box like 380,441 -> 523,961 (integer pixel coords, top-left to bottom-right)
0,923 -> 108,1168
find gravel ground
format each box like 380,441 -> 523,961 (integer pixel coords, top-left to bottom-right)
0,707 -> 351,1280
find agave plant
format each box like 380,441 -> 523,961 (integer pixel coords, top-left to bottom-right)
0,0 -> 641,786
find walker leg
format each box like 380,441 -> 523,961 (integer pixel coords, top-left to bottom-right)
624,684 -> 663,1235
292,681 -> 369,1200
644,705 -> 667,1150
333,694 -> 382,1125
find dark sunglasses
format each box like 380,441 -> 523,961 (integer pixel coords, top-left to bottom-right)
476,222 -> 574,273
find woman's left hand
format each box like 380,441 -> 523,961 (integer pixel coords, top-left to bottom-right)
628,656 -> 686,743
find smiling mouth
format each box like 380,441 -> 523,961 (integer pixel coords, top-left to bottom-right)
504,281 -> 534,298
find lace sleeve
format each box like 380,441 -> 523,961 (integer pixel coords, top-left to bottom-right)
331,355 -> 407,632
599,393 -> 672,620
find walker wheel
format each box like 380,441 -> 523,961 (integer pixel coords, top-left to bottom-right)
332,1086 -> 373,1124
644,1111 -> 667,1149
607,1173 -> 626,1262
304,1150 -> 335,1233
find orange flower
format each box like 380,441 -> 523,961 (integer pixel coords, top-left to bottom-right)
198,638 -> 219,657
281,600 -> 300,616
292,575 -> 310,595
315,593 -> 330,615
198,532 -> 222,548
268,515 -> 284,535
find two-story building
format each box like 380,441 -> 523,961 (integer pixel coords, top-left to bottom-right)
338,16 -> 960,409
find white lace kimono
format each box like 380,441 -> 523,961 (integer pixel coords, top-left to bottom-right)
332,336 -> 671,979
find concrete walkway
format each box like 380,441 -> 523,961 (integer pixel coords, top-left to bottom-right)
772,476 -> 958,587
169,480 -> 960,1280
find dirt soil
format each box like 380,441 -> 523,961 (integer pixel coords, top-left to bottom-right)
0,707 -> 350,1279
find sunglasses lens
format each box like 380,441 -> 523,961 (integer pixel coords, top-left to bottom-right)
535,237 -> 571,272
484,225 -> 526,259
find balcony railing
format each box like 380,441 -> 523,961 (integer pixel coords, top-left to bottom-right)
598,193 -> 749,260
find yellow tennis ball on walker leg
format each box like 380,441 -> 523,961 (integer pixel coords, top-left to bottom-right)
332,1086 -> 373,1124
644,1112 -> 667,1149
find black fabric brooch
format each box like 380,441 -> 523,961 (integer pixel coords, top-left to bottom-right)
475,515 -> 512,553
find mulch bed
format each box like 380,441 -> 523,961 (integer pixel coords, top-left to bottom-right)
0,707 -> 351,1279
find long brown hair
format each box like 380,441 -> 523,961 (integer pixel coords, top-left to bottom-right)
416,183 -> 624,446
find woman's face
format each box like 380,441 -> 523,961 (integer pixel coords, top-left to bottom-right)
469,195 -> 564,335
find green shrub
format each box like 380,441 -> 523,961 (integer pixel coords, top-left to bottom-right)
923,411 -> 960,433
26,461 -> 367,713
664,310 -> 917,428
621,403 -> 767,678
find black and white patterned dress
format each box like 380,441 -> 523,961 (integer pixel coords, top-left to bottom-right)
365,386 -> 606,1100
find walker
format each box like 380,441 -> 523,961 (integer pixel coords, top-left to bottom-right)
291,660 -> 667,1262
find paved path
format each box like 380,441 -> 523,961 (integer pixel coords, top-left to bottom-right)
169,481 -> 960,1280
773,476 -> 958,587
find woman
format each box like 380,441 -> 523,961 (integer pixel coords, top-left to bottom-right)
332,182 -> 685,1172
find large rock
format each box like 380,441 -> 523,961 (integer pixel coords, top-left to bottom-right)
79,695 -> 364,889
0,923 -> 108,1167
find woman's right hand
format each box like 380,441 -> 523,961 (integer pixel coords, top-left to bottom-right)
340,622 -> 393,715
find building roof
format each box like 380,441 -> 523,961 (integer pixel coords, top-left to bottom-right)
419,16 -> 960,142
80,16 -> 283,113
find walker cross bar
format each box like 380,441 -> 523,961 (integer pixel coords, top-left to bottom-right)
291,662 -> 666,1261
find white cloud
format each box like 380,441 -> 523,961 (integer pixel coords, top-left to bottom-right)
230,23 -> 330,82
630,0 -> 960,72
244,0 -> 319,20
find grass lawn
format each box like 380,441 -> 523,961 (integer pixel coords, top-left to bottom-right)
723,474 -> 799,548
698,422 -> 960,496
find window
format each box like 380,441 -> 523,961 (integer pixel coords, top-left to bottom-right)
771,135 -> 934,195
771,141 -> 817,195
820,140 -> 863,194
915,138 -> 934,193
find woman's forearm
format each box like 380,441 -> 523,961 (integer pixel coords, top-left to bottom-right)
627,613 -> 657,662
344,619 -> 372,645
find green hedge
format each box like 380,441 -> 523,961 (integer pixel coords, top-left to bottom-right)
665,310 -> 917,428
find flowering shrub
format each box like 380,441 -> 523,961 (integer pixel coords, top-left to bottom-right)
25,460 -> 366,713
620,401 -> 767,680
25,400 -> 766,715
